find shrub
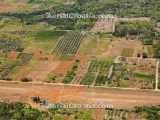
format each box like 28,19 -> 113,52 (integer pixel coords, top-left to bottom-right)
47,74 -> 56,83
21,77 -> 32,82
114,21 -> 154,37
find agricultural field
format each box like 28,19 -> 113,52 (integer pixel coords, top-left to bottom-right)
104,106 -> 160,120
0,0 -> 160,120
102,38 -> 144,58
0,30 -> 65,81
80,59 -> 113,86
78,57 -> 159,89
1,101 -> 160,120
53,31 -> 85,56
0,30 -> 159,89
111,60 -> 156,89
78,33 -> 111,56
62,60 -> 80,83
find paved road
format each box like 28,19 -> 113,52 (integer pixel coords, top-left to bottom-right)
0,81 -> 160,109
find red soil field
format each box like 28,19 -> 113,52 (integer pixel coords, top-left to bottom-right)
52,60 -> 75,76
0,3 -> 16,12
0,82 -> 160,109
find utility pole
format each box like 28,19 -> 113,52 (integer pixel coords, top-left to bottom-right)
155,60 -> 159,91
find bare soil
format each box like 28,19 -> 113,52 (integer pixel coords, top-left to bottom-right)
102,38 -> 143,58
26,61 -> 60,81
0,82 -> 160,109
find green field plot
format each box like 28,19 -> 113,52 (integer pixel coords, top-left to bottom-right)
80,72 -> 95,85
0,52 -> 33,80
0,30 -> 64,53
0,60 -> 21,80
34,31 -> 64,41
53,31 -> 85,56
111,63 -> 155,89
80,60 -> 156,89
80,60 -> 113,86
133,72 -> 155,81
94,60 -> 113,86
62,60 -> 80,84
0,39 -> 23,52
79,33 -> 111,56
28,31 -> 65,52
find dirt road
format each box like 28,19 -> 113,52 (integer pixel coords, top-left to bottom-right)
0,81 -> 160,109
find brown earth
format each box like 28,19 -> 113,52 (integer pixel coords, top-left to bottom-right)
52,60 -> 75,76
0,3 -> 15,12
0,81 -> 160,109
92,109 -> 105,120
72,56 -> 89,84
102,38 -> 143,58
26,61 -> 60,81
91,18 -> 115,33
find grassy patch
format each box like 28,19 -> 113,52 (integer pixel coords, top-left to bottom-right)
134,72 -> 154,81
79,34 -> 110,55
121,48 -> 134,57
62,61 -> 79,84
80,72 -> 94,85
119,80 -> 130,87
34,31 -> 64,41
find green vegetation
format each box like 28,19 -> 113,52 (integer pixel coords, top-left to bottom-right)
79,33 -> 111,55
134,72 -> 155,81
81,60 -> 113,86
0,52 -> 33,81
54,31 -> 85,56
114,21 -> 154,37
63,60 -> 80,84
21,77 -> 32,82
1,0 -> 160,30
154,42 -> 160,58
0,102 -> 51,120
34,31 -> 64,41
0,60 -> 21,80
0,101 -> 160,120
18,53 -> 33,65
113,20 -> 160,59
111,63 -> 155,89
121,48 -> 134,57
50,107 -> 94,120
135,106 -> 160,120
80,59 -> 154,88
80,72 -> 95,85
0,39 -> 23,53
0,101 -> 94,120
105,105 -> 160,120
47,73 -> 57,83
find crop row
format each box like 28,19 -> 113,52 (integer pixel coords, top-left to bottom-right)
0,60 -> 20,80
80,60 -> 113,86
105,109 -> 128,120
0,53 -> 32,80
62,60 -> 80,84
54,31 -> 84,56
0,39 -> 23,52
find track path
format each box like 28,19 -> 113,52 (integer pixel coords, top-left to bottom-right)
0,81 -> 160,109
